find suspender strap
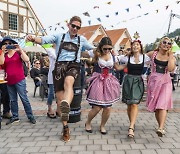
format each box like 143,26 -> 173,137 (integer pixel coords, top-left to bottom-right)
56,34 -> 65,62
73,36 -> 80,62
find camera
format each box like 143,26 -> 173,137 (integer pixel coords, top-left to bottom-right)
6,45 -> 16,49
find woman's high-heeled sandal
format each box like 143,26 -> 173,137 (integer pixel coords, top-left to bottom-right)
128,128 -> 134,138
156,129 -> 165,137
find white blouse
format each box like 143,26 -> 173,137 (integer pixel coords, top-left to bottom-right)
116,54 -> 151,66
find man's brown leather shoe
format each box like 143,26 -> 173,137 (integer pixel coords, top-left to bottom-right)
61,126 -> 70,142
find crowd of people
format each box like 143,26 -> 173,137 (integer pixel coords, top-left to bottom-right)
0,15 -> 178,142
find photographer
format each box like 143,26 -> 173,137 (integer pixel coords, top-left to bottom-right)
0,37 -> 36,125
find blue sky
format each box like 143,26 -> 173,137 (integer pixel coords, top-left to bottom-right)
28,0 -> 180,45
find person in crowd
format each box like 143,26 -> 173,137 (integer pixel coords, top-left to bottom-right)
116,48 -> 131,85
0,64 -> 11,119
0,36 -> 36,125
30,59 -> 42,87
82,37 -> 123,135
26,16 -> 94,142
40,54 -> 49,76
115,49 -> 124,84
46,44 -> 57,118
0,34 -> 11,119
146,37 -> 176,137
118,40 -> 150,138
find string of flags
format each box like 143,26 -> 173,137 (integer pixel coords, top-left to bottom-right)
39,0 -> 179,33
11,0 -> 180,49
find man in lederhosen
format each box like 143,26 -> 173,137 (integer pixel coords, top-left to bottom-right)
26,16 -> 94,142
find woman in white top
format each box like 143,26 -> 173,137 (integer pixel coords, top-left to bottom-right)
82,37 -> 123,134
46,45 -> 57,118
118,40 -> 150,138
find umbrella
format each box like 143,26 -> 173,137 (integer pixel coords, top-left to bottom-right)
23,45 -> 46,53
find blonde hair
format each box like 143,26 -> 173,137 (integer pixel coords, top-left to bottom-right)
156,36 -> 173,52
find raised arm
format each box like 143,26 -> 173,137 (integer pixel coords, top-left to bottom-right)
0,45 -> 7,65
167,51 -> 176,72
26,35 -> 42,44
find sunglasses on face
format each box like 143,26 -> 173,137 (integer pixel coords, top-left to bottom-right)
3,42 -> 12,45
102,48 -> 112,51
35,63 -> 40,64
162,41 -> 172,46
71,24 -> 81,30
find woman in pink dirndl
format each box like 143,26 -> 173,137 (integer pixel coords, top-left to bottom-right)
146,37 -> 176,137
82,37 -> 123,134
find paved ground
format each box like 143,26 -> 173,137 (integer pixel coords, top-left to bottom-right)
0,76 -> 180,154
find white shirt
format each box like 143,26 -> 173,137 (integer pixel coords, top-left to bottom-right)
116,54 -> 151,66
46,48 -> 56,84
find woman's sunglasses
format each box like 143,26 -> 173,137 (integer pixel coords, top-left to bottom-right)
162,41 -> 172,46
3,42 -> 12,45
102,48 -> 112,51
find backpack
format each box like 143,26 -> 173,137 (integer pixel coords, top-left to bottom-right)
22,61 -> 28,77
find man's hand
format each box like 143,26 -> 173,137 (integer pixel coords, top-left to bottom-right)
26,35 -> 35,42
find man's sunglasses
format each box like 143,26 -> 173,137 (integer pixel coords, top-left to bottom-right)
102,48 -> 112,51
71,24 -> 81,30
162,41 -> 172,46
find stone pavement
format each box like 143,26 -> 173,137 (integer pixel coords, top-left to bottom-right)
0,77 -> 180,154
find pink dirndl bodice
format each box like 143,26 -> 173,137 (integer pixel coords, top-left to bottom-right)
86,58 -> 121,106
146,51 -> 173,112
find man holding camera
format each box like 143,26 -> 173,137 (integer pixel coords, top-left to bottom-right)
0,36 -> 36,125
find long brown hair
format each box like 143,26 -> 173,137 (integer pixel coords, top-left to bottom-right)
92,37 -> 112,63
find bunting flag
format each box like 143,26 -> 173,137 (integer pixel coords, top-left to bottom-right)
97,18 -> 101,22
125,8 -> 130,12
165,5 -> 169,10
93,6 -> 99,9
40,0 -> 178,34
88,20 -> 91,25
130,17 -> 135,20
83,12 -> 90,17
137,4 -> 141,8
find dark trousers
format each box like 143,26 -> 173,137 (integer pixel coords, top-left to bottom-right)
0,84 -> 10,114
115,70 -> 124,85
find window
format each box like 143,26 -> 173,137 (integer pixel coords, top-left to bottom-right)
9,14 -> 18,30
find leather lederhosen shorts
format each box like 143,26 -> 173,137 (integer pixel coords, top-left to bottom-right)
52,61 -> 80,92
